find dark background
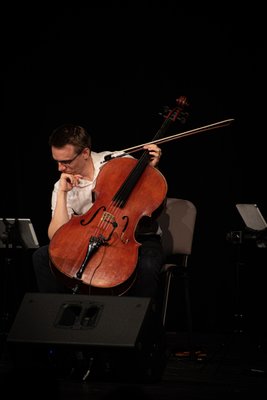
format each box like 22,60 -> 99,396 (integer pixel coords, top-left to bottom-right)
1,5 -> 266,335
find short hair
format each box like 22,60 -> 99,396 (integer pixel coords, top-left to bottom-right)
48,124 -> 92,152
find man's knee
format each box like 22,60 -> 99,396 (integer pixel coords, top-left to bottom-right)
32,245 -> 49,267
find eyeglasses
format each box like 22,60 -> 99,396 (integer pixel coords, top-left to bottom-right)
55,150 -> 83,167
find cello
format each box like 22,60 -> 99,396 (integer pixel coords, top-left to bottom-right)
48,97 -> 189,295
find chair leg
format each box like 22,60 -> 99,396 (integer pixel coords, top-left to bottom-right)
161,271 -> 172,327
183,271 -> 195,358
161,268 -> 195,359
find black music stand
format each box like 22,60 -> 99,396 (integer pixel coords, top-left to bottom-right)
0,218 -> 39,334
227,205 -> 267,358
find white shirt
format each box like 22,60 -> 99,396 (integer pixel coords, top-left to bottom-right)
51,151 -> 123,217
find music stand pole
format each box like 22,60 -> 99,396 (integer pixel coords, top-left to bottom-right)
0,219 -> 16,335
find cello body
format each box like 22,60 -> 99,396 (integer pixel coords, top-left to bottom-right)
49,157 -> 168,295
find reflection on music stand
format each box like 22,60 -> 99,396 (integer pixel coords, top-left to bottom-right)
0,218 -> 39,250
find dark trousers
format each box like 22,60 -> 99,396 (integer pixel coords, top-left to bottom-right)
32,236 -> 164,299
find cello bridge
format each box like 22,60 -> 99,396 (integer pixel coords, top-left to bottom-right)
102,212 -> 117,228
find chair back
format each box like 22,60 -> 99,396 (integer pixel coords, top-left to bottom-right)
157,198 -> 197,258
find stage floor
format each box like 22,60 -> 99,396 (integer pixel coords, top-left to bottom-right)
1,330 -> 267,399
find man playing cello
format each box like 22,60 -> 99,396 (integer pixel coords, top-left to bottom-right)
32,123 -> 166,303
